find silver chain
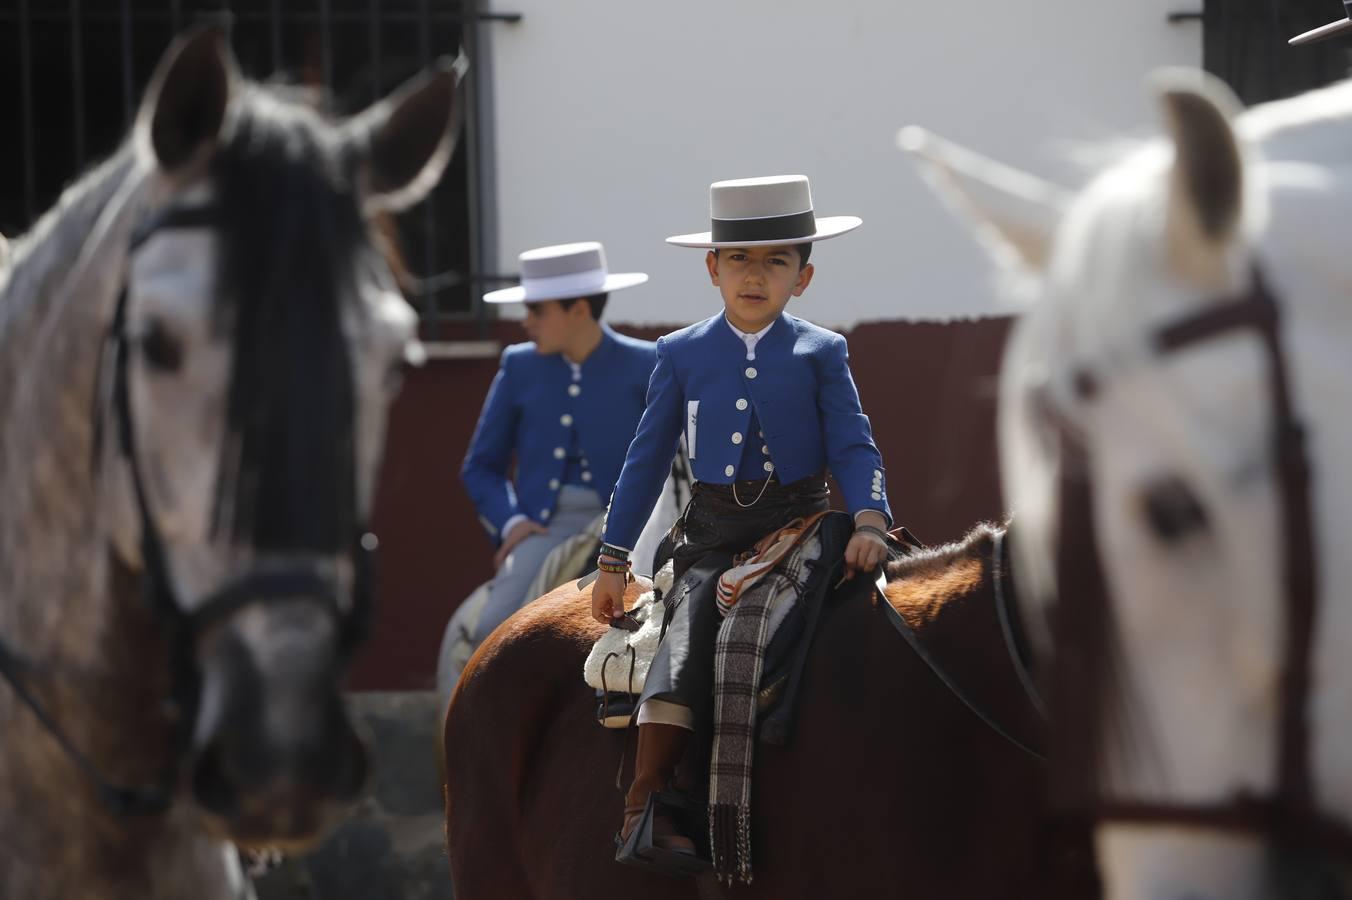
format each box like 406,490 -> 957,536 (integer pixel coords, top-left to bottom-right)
732,469 -> 775,508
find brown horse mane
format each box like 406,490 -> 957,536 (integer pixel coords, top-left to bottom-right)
886,520 -> 1003,581
883,521 -> 1004,629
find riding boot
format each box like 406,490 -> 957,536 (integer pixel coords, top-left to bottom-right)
620,722 -> 695,854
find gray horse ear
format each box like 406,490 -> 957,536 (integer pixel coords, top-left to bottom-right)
137,23 -> 234,173
349,54 -> 468,214
1155,69 -> 1245,245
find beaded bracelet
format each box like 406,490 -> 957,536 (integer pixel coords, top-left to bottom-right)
854,524 -> 889,544
596,558 -> 631,575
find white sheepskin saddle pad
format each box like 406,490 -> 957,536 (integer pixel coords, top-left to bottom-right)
582,561 -> 674,699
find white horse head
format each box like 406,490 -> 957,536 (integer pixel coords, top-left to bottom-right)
904,72 -> 1352,898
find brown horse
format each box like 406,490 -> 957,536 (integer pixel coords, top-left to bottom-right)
444,523 -> 1099,899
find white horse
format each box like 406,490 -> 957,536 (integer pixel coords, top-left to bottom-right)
904,72 -> 1352,898
0,25 -> 461,899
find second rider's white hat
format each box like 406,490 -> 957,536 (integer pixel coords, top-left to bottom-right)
483,241 -> 648,304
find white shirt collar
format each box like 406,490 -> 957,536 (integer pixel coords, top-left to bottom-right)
724,317 -> 776,361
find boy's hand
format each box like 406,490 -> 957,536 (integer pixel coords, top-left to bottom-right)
495,519 -> 548,569
844,531 -> 887,578
843,510 -> 889,580
591,570 -> 629,623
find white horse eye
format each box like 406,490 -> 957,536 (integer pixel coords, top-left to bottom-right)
1139,474 -> 1210,545
139,318 -> 185,373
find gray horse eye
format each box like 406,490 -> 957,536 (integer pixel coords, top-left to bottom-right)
1139,475 -> 1209,544
140,318 -> 184,373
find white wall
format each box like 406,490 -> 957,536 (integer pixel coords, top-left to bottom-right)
485,0 -> 1200,327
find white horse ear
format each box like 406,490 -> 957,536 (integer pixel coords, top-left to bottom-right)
136,23 -> 235,174
898,126 -> 1069,273
1151,68 -> 1247,286
348,54 -> 468,215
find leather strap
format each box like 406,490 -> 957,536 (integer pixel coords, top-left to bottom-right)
879,576 -> 1045,761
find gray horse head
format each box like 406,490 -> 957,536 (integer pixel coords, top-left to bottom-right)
0,23 -> 462,881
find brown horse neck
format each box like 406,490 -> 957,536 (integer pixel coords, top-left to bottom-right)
879,523 -> 1041,744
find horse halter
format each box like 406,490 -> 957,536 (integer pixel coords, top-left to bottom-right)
1042,263 -> 1352,857
0,203 -> 379,817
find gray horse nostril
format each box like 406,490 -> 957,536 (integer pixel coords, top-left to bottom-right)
1141,475 -> 1209,543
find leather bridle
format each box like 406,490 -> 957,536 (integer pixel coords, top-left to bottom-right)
0,204 -> 379,816
1041,263 -> 1352,856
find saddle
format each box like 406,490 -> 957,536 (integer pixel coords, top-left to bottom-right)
587,513 -> 923,740
585,546 -> 816,735
584,567 -> 669,728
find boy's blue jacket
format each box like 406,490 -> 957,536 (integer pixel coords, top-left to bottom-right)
603,312 -> 891,549
461,323 -> 656,544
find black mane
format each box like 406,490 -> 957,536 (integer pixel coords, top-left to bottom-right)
210,87 -> 368,552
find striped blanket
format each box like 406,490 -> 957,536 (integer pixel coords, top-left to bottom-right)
709,511 -> 830,884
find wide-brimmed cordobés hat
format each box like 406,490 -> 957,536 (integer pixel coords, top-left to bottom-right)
483,241 -> 648,304
1290,2 -> 1352,44
665,175 -> 862,248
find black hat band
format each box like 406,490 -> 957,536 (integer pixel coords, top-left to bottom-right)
710,209 -> 817,243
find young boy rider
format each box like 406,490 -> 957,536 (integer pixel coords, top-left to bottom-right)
590,176 -> 892,854
462,242 -> 654,650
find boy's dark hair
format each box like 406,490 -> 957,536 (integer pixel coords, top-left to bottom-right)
557,293 -> 608,319
714,243 -> 812,269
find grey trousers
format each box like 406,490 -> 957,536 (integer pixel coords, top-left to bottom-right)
471,485 -> 604,645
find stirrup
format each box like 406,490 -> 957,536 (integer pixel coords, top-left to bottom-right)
613,790 -> 712,877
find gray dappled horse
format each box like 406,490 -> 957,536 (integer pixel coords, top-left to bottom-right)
0,26 -> 461,899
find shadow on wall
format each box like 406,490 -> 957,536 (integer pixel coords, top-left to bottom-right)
351,316 -> 1013,691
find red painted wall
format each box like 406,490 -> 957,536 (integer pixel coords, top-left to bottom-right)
350,316 -> 1013,690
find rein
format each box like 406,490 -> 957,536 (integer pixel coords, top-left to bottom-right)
879,532 -> 1047,761
1045,264 -> 1352,855
0,203 -> 378,817
992,529 -> 1046,719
